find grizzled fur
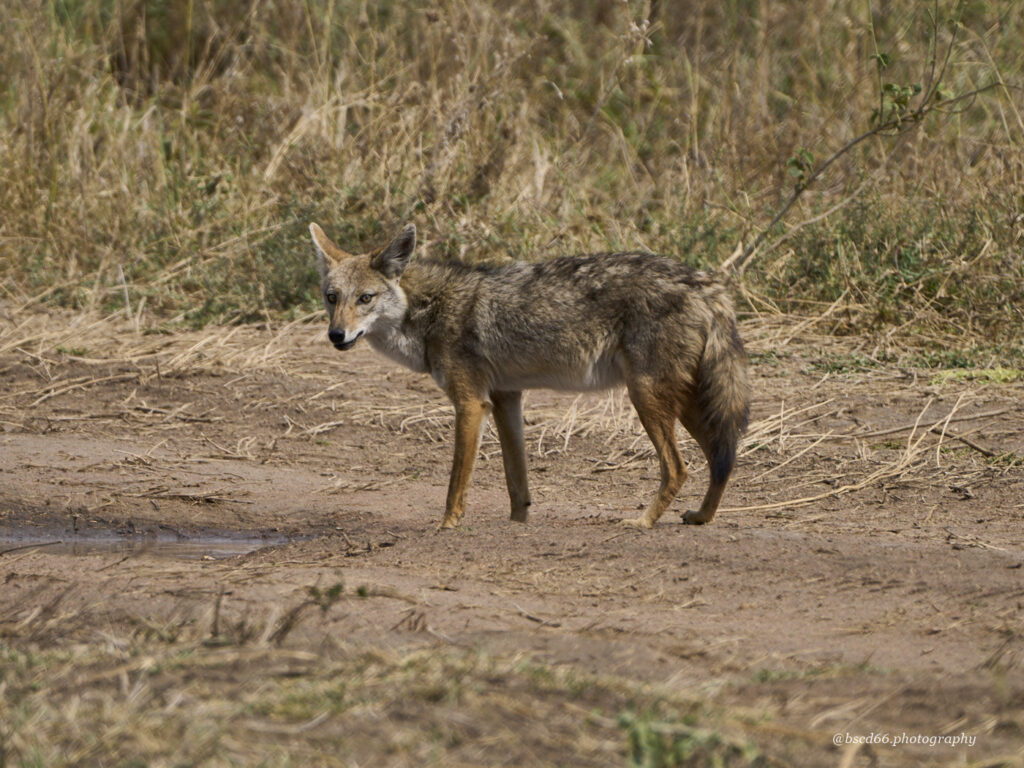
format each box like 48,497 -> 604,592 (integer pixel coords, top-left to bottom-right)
311,223 -> 750,530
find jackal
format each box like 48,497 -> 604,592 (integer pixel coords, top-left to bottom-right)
311,223 -> 749,530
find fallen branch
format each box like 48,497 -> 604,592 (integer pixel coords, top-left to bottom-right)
0,540 -> 64,557
513,603 -> 562,628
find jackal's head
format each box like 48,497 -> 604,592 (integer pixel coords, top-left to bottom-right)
310,223 -> 415,351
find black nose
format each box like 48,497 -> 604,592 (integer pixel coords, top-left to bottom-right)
328,329 -> 346,345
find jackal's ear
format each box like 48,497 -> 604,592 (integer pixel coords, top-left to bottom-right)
370,224 -> 416,278
310,223 -> 341,279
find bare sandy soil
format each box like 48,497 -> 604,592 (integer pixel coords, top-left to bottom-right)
1,310 -> 1022,767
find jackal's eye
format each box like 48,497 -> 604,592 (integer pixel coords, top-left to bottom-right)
325,292 -> 337,304
358,292 -> 375,305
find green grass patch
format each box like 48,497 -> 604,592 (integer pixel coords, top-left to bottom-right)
986,452 -> 1024,468
620,709 -> 772,768
809,353 -> 884,375
752,661 -> 889,684
931,368 -> 1024,386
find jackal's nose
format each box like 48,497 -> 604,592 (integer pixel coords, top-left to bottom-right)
328,329 -> 362,350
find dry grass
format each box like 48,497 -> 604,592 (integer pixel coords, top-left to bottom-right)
0,0 -> 1022,357
0,606 -> 782,767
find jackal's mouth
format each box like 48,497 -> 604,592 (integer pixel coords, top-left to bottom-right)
332,339 -> 358,351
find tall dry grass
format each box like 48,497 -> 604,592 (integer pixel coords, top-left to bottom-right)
0,0 -> 1021,357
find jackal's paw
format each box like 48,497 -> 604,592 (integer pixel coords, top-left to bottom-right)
435,519 -> 459,532
618,516 -> 654,530
681,509 -> 711,525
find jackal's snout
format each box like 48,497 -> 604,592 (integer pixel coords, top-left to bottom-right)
328,328 -> 363,350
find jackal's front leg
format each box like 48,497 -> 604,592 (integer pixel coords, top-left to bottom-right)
439,397 -> 491,530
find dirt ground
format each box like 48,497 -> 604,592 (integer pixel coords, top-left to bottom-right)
1,309 -> 1023,767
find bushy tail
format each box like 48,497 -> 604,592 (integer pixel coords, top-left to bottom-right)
696,299 -> 750,487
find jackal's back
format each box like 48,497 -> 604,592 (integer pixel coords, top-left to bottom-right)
402,252 -> 738,395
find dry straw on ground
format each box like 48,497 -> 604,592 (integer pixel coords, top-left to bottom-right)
4,305 -> 1016,532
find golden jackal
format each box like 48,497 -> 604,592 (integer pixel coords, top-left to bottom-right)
311,223 -> 749,530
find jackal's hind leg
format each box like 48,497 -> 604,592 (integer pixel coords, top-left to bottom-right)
678,409 -> 732,526
620,385 -> 687,529
682,465 -> 729,524
492,390 -> 531,523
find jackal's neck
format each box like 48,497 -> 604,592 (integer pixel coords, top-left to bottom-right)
399,260 -> 475,320
367,315 -> 428,374
368,259 -> 476,375
362,261 -> 439,374
401,259 -> 473,301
